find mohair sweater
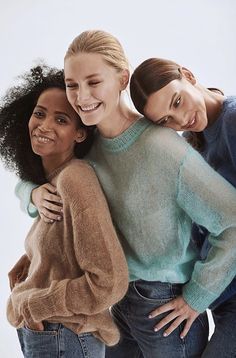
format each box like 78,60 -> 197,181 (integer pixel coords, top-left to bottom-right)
16,119 -> 236,313
8,159 -> 128,346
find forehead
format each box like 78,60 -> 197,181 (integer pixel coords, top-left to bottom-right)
37,88 -> 76,117
64,53 -> 114,79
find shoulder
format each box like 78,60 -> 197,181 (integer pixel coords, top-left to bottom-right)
141,121 -> 190,160
57,159 -> 99,192
221,97 -> 236,126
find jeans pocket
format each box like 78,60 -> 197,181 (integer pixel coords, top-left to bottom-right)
23,325 -> 58,335
132,281 -> 175,304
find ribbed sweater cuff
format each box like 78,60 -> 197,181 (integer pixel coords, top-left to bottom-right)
15,181 -> 39,218
182,280 -> 219,313
25,282 -> 72,322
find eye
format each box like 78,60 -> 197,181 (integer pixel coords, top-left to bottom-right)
66,83 -> 78,89
88,80 -> 101,86
157,116 -> 170,126
33,110 -> 44,118
174,96 -> 181,108
56,117 -> 68,124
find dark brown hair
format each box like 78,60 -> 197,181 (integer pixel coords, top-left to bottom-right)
0,64 -> 95,184
130,57 -> 205,152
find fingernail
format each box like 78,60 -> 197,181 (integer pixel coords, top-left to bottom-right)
180,335 -> 184,340
57,216 -> 62,221
163,332 -> 168,337
154,328 -> 158,332
148,314 -> 153,318
50,219 -> 54,223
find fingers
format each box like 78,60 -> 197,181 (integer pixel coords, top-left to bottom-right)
162,316 -> 185,337
25,322 -> 44,331
42,199 -> 63,214
32,184 -> 63,223
154,311 -> 179,331
149,302 -> 173,318
180,318 -> 195,339
149,296 -> 199,338
39,210 -> 62,223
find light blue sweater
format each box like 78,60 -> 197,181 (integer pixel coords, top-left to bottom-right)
16,118 -> 236,313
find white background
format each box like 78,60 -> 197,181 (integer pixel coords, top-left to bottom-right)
0,1 -> 235,357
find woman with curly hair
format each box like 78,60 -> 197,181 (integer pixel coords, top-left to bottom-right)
13,30 -> 236,357
0,64 -> 128,358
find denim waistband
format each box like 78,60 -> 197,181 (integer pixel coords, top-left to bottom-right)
130,279 -> 184,299
43,322 -> 62,330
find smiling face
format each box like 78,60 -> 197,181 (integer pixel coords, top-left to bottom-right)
144,76 -> 208,132
64,53 -> 127,128
28,88 -> 85,170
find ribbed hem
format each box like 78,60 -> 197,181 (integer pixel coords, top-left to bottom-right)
15,181 -> 38,218
182,280 -> 219,313
99,117 -> 150,153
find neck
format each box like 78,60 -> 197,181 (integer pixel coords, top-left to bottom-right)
97,101 -> 140,138
42,152 -> 74,179
200,84 -> 225,127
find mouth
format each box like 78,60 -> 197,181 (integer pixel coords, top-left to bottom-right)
32,133 -> 54,143
79,102 -> 102,113
183,114 -> 197,130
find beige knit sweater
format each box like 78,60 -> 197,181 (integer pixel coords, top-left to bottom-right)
7,159 -> 128,346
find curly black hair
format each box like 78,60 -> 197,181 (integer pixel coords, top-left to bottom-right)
0,64 -> 95,185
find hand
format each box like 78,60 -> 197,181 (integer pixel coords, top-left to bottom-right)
8,254 -> 31,290
31,183 -> 63,223
25,321 -> 44,331
149,296 -> 199,338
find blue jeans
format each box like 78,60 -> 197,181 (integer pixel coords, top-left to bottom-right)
106,280 -> 209,358
202,293 -> 236,357
17,321 -> 105,358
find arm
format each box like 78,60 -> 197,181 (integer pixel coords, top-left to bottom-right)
8,254 -> 31,290
178,147 -> 236,310
151,146 -> 236,337
21,163 -> 128,325
15,181 -> 38,218
15,180 -> 63,223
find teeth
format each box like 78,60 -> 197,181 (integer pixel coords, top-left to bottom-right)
81,103 -> 100,111
36,136 -> 51,143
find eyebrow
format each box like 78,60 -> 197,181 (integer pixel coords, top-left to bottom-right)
35,105 -> 71,119
169,92 -> 177,109
152,92 -> 177,124
65,73 -> 100,82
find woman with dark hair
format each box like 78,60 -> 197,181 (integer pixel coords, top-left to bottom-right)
130,57 -> 236,357
0,64 -> 128,358
11,31 -> 236,357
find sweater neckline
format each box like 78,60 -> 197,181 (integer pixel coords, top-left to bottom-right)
46,154 -> 75,181
97,117 -> 150,153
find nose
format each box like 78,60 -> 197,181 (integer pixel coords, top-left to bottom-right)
38,116 -> 53,132
76,85 -> 91,104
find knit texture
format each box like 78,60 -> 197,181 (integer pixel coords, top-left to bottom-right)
15,118 -> 236,313
8,159 -> 128,346
86,118 -> 236,312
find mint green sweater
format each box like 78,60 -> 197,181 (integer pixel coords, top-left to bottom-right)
16,118 -> 236,313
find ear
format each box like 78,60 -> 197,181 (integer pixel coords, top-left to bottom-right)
180,67 -> 196,85
120,69 -> 130,90
75,128 -> 87,143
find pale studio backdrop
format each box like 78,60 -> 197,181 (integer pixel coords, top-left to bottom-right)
0,1 -> 235,357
